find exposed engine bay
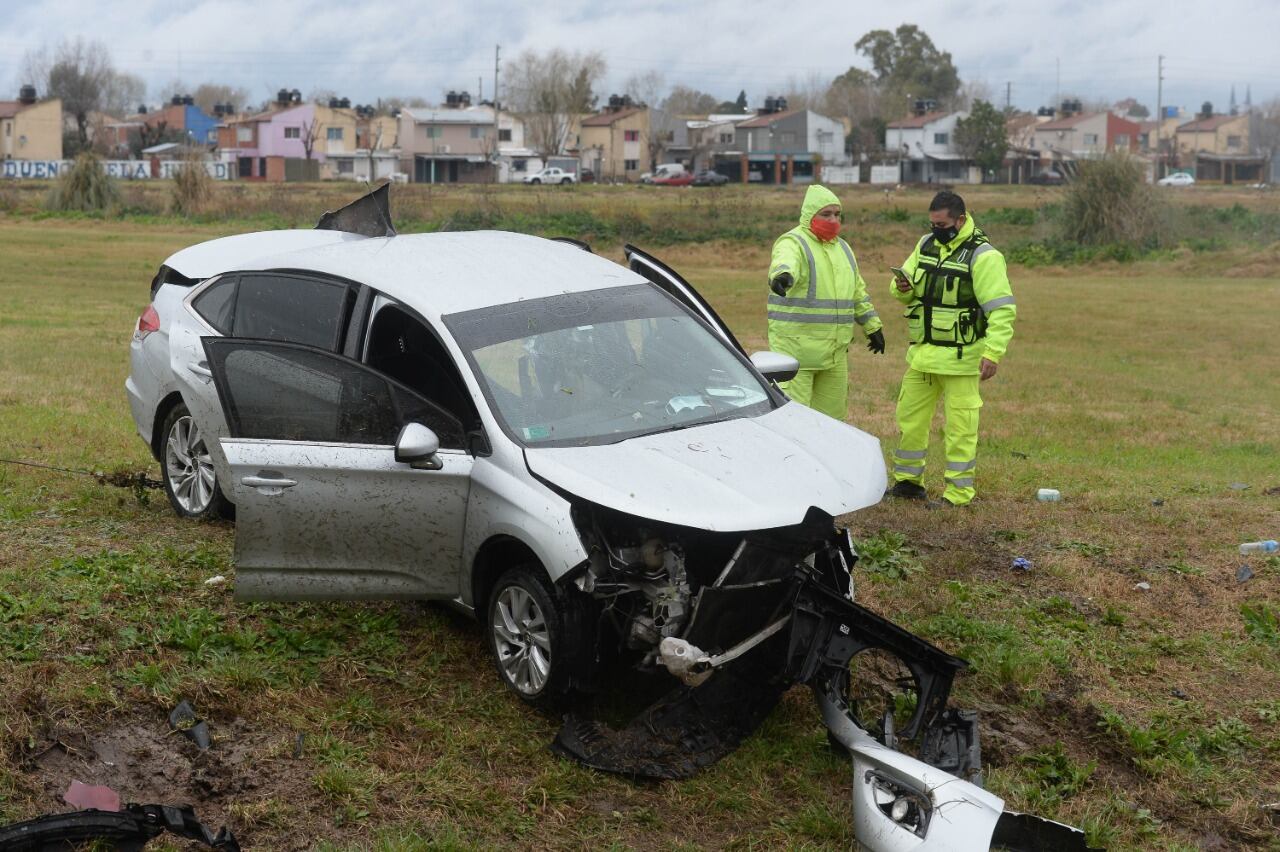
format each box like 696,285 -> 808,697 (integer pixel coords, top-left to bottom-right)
550,504 -> 1094,850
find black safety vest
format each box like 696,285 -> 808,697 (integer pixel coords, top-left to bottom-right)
915,230 -> 993,355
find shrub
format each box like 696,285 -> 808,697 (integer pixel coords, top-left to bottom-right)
45,152 -> 120,213
171,155 -> 214,216
1057,154 -> 1159,248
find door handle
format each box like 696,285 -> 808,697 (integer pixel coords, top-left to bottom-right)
241,475 -> 298,489
187,361 -> 213,377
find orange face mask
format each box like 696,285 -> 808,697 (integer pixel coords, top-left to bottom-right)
809,217 -> 841,242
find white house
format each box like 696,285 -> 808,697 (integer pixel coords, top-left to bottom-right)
885,110 -> 979,184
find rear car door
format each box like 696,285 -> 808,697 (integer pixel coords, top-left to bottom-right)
203,338 -> 471,601
623,245 -> 745,355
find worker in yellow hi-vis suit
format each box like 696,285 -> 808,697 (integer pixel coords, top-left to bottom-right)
767,185 -> 884,420
886,191 -> 1016,507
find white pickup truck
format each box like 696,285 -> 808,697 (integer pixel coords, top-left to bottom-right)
523,167 -> 576,185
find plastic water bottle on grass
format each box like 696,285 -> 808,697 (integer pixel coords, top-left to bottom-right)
1036,488 -> 1061,502
1239,540 -> 1278,556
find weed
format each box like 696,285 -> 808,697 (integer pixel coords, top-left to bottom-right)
45,153 -> 121,213
170,156 -> 214,216
1241,602 -> 1280,646
1054,540 -> 1109,558
1020,742 -> 1096,808
854,530 -> 922,580
1058,153 -> 1159,248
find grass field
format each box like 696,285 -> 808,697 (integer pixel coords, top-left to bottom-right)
1,184 -> 1278,850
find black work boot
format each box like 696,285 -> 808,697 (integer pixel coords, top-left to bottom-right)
886,481 -> 927,500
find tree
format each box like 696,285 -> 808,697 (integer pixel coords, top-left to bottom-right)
779,73 -> 831,112
954,100 -> 1008,178
23,38 -> 116,148
854,24 -> 960,107
662,85 -> 719,115
735,90 -> 748,111
1252,97 -> 1280,167
300,117 -> 321,160
824,67 -> 882,156
102,71 -> 145,117
193,83 -> 249,115
505,49 -> 605,157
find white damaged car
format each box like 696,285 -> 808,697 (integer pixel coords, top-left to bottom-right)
126,188 -> 1091,851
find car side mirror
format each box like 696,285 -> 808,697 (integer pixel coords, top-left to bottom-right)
749,351 -> 800,383
395,422 -> 442,470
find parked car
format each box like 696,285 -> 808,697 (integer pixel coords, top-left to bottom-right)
653,172 -> 695,187
1027,170 -> 1064,186
1157,171 -> 1196,187
692,170 -> 730,187
579,168 -> 595,183
641,163 -> 686,184
125,188 -> 1084,851
523,166 -> 576,185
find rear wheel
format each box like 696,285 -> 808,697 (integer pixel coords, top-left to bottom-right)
530,178 -> 541,184
161,403 -> 231,520
487,566 -> 593,709
560,178 -> 572,185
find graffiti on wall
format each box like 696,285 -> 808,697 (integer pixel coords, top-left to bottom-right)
1,160 -> 232,180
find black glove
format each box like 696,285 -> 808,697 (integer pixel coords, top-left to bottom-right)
866,329 -> 886,354
769,272 -> 793,297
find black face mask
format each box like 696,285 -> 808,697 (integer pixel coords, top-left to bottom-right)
931,223 -> 960,244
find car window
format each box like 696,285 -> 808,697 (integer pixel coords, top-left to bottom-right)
445,284 -> 772,448
363,302 -> 477,432
231,273 -> 354,351
205,339 -> 464,447
191,276 -> 236,333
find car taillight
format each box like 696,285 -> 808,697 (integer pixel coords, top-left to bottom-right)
136,304 -> 160,338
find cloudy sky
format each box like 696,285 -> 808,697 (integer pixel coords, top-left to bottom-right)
1,0 -> 1277,115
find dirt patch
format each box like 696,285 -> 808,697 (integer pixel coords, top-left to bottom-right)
12,701 -> 327,850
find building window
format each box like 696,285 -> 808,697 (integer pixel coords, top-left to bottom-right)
326,127 -> 343,141
3,123 -> 9,137
1083,133 -> 1099,146
624,130 -> 639,141
1227,135 -> 1242,148
933,132 -> 949,145
236,126 -> 252,143
512,159 -> 527,171
470,126 -> 487,139
719,132 -> 733,143
498,128 -> 512,142
1114,134 -> 1129,147
425,127 -> 442,139
624,159 -> 638,171
337,159 -> 353,174
284,126 -> 301,139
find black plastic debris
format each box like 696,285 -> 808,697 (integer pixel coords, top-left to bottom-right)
1237,564 -> 1255,584
0,803 -> 239,851
168,700 -> 211,750
990,811 -> 1098,851
314,182 -> 396,238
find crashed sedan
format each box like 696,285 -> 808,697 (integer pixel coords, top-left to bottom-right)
125,189 -> 1091,851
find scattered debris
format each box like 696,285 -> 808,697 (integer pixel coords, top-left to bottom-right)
1036,488 -> 1061,502
293,732 -> 305,759
1237,564 -> 1255,584
1011,451 -> 1029,459
1012,557 -> 1033,572
1264,486 -> 1280,496
1228,482 -> 1250,491
0,803 -> 239,850
1171,687 -> 1189,700
1151,498 -> 1165,507
63,780 -> 120,812
1239,540 -> 1278,556
203,575 -> 227,587
1134,582 -> 1152,592
167,700 -> 211,750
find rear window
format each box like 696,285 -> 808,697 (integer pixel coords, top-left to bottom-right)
233,273 -> 351,350
191,277 -> 236,333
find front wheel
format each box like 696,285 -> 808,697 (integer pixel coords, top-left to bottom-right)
560,178 -> 572,185
530,178 -> 541,185
487,566 -> 594,709
161,403 -> 231,520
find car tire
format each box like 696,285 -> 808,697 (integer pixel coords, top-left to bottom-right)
530,178 -> 541,185
160,402 -> 231,521
486,565 -> 595,710
560,178 -> 572,185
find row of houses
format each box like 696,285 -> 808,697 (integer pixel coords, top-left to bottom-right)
4,83 -> 1275,185
891,102 -> 1278,185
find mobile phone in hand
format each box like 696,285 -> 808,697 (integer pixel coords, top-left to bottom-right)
890,266 -> 909,282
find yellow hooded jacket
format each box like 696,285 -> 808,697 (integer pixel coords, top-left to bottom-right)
768,184 -> 882,370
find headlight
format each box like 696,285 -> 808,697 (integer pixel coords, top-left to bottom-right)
866,770 -> 931,838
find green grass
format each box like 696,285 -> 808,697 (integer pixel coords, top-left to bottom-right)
1,186 -> 1279,849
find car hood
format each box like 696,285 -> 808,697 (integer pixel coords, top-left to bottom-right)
524,402 -> 886,531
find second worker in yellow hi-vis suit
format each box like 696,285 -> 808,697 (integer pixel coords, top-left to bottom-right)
767,185 -> 884,420
887,191 -> 1016,507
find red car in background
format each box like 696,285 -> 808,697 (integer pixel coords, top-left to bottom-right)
652,172 -> 694,186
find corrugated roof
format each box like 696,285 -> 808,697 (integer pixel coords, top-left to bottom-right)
885,110 -> 951,129
581,107 -> 645,126
736,109 -> 803,128
1176,115 -> 1240,133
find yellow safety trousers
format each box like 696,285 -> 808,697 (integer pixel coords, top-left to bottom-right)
892,368 -> 982,505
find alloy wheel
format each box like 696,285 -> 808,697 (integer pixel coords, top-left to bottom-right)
492,584 -> 552,695
164,414 -> 216,514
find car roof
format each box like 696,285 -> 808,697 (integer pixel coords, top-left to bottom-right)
168,230 -> 649,319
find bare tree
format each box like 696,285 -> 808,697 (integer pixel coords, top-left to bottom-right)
823,67 -> 884,158
300,117 -> 321,160
193,83 -> 250,115
22,37 -> 115,149
953,78 -> 993,111
1252,97 -> 1280,170
779,72 -> 832,112
102,71 -> 145,117
505,49 -> 605,157
624,71 -> 672,169
662,85 -> 720,116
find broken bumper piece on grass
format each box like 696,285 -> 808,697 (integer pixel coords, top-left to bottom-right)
0,803 -> 240,851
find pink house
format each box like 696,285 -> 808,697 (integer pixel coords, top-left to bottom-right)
219,104 -> 322,181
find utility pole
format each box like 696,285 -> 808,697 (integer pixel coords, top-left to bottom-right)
1005,81 -> 1012,111
492,44 -> 501,184
1155,54 -> 1164,178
